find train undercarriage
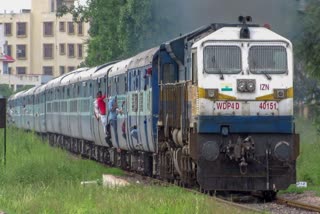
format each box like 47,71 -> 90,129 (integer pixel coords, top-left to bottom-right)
44,130 -> 298,201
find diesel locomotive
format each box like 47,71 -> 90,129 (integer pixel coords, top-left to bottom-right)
8,17 -> 299,199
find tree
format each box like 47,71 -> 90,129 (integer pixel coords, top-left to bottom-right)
298,0 -> 320,79
0,85 -> 13,98
297,0 -> 320,133
57,0 -> 174,66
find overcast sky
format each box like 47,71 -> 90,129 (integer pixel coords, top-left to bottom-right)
1,0 -> 86,12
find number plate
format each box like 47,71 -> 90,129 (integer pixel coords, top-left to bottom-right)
258,101 -> 278,110
214,101 -> 241,110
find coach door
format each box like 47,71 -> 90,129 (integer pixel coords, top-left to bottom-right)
92,77 -> 108,146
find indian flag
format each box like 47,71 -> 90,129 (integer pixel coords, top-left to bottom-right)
221,83 -> 233,92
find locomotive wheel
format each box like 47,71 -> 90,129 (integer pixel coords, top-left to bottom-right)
262,191 -> 277,202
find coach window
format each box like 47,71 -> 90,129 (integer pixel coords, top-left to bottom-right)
67,88 -> 70,98
162,64 -> 176,84
124,76 -> 128,92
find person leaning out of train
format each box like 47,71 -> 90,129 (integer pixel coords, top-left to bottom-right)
96,91 -> 108,134
107,96 -> 123,147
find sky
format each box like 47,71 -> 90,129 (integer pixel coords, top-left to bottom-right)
0,0 -> 87,12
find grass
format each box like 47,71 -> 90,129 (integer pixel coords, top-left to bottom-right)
280,117 -> 320,195
0,128 -> 251,214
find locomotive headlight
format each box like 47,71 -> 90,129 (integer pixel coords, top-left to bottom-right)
237,80 -> 246,92
274,141 -> 290,162
206,89 -> 219,98
237,79 -> 256,93
246,80 -> 256,92
274,89 -> 287,99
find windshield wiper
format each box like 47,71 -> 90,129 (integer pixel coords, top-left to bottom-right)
260,71 -> 272,80
218,69 -> 224,80
212,57 -> 224,80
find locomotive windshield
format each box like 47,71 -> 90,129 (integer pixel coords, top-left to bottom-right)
204,46 -> 242,74
249,46 -> 287,74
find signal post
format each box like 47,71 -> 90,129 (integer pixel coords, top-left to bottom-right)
0,98 -> 6,165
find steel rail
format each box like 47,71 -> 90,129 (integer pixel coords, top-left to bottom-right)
47,135 -> 263,213
148,177 -> 262,213
276,197 -> 320,213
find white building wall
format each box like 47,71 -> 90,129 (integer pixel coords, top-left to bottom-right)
0,0 -> 89,90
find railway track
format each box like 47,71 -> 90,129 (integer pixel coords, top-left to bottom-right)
126,175 -> 263,213
50,138 -> 320,214
276,197 -> 320,213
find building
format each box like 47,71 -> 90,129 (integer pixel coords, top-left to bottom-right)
0,0 -> 89,86
0,23 -> 15,76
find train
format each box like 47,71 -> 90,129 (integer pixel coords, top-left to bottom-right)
8,17 -> 299,200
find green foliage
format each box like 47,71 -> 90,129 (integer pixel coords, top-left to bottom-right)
0,84 -> 13,98
296,1 -> 320,131
298,0 -> 320,79
57,0 -> 173,67
280,117 -> 320,194
0,129 -> 249,213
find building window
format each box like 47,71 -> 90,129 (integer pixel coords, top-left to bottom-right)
16,45 -> 27,59
4,23 -> 12,36
16,67 -> 26,75
16,22 -> 27,37
68,22 -> 74,34
43,44 -> 54,59
59,21 -> 65,32
51,0 -> 55,12
68,44 -> 75,57
78,44 -> 83,58
59,43 -> 65,55
57,0 -> 63,8
59,66 -> 65,75
6,45 -> 12,56
68,66 -> 75,72
43,22 -> 54,36
78,23 -> 83,35
43,66 -> 53,75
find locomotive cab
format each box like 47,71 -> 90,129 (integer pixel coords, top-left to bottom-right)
190,22 -> 299,194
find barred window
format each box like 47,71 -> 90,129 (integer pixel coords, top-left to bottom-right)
249,46 -> 287,74
16,45 -> 26,59
78,44 -> 83,58
78,23 -> 83,35
59,22 -> 65,32
131,93 -> 138,112
81,100 -> 90,112
139,92 -> 144,112
68,66 -> 75,72
43,44 -> 53,58
59,66 -> 65,75
17,22 -> 27,37
204,46 -> 241,74
43,22 -> 53,36
68,22 -> 74,34
68,44 -> 75,57
59,43 -> 65,55
147,91 -> 151,112
4,23 -> 12,36
16,67 -> 26,75
47,103 -> 52,113
43,66 -> 53,75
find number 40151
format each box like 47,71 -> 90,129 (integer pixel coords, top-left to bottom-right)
259,102 -> 278,110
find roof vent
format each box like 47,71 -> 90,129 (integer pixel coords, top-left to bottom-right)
238,16 -> 252,39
